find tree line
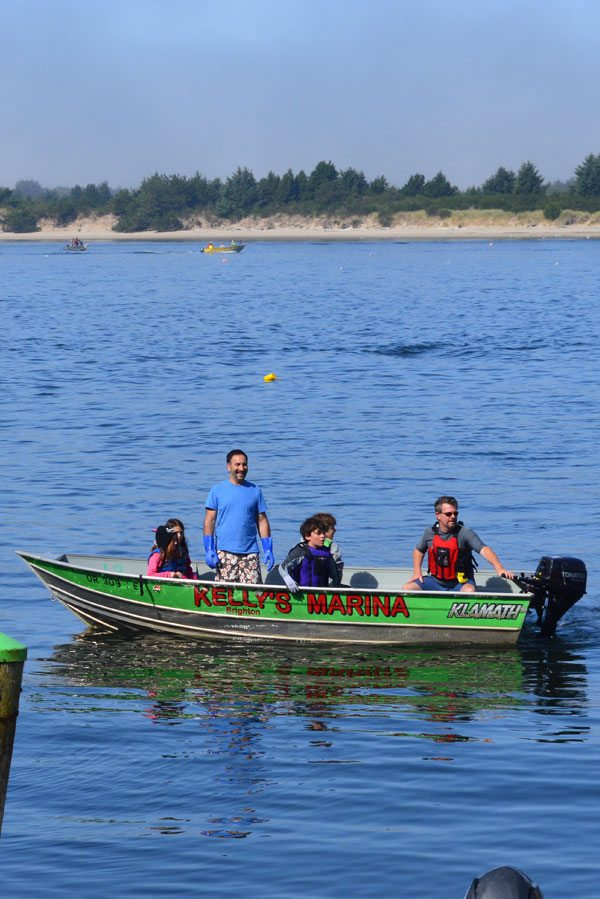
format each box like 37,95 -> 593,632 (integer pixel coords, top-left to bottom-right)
3,154 -> 600,233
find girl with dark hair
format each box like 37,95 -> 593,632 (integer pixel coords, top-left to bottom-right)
147,518 -> 197,579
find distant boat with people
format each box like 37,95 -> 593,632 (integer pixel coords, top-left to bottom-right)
201,240 -> 245,254
64,238 -> 87,252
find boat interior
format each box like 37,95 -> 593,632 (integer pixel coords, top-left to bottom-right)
57,554 -> 524,595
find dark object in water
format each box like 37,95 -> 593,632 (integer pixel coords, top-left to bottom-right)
514,556 -> 587,636
465,865 -> 544,898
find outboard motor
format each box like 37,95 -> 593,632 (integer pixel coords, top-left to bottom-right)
464,866 -> 544,898
514,556 -> 587,637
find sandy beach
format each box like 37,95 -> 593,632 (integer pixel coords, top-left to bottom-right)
2,211 -> 600,242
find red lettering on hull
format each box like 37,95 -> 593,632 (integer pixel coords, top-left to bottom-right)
390,596 -> 409,618
242,589 -> 257,609
194,586 -> 411,620
254,591 -> 270,609
211,586 -> 227,606
327,594 -> 346,614
194,585 -> 211,607
307,592 -> 410,619
275,594 -> 292,614
346,594 -> 365,616
308,593 -> 327,614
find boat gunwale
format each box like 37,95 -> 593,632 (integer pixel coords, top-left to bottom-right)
15,551 -> 534,600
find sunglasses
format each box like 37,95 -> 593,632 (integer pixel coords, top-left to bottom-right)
439,510 -> 458,517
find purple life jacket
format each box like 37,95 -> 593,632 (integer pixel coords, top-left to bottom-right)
295,546 -> 332,587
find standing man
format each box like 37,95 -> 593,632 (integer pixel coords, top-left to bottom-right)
402,496 -> 513,593
203,449 -> 275,584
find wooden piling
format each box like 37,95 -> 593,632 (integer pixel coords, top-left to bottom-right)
0,633 -> 27,835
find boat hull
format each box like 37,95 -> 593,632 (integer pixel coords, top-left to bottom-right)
201,244 -> 244,254
17,552 -> 531,645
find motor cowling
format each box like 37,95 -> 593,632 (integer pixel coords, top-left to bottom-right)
464,865 -> 544,898
532,556 -> 587,603
516,556 -> 587,636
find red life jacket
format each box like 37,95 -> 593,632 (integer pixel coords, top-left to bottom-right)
427,524 -> 473,582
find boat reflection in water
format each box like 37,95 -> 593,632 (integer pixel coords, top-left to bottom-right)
519,642 -> 590,743
40,633 -> 589,840
44,632 -> 588,741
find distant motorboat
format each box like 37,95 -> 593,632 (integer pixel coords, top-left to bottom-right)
64,238 -> 87,252
201,241 -> 245,254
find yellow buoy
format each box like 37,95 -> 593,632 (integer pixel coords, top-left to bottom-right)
263,373 -> 278,382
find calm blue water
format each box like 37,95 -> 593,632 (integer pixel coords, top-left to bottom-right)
1,238 -> 599,897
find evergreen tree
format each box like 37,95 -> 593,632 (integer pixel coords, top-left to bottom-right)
111,188 -> 152,231
83,183 -> 101,207
2,206 -> 40,232
339,167 -> 367,197
402,173 -> 425,196
277,169 -> 299,204
514,161 -> 545,195
308,161 -> 338,195
48,196 -> 78,225
193,176 -> 222,208
257,171 -> 281,208
574,154 -> 600,196
96,181 -> 112,204
112,189 -> 135,218
295,170 -> 309,201
137,173 -> 179,217
369,175 -> 388,194
169,174 -> 192,209
313,179 -> 344,209
482,166 -> 516,194
423,171 -> 457,198
221,166 -> 258,216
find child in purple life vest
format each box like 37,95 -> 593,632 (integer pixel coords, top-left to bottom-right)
147,518 -> 198,580
314,511 -> 344,583
279,516 -> 341,594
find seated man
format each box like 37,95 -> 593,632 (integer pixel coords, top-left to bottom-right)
402,495 -> 513,593
279,516 -> 341,594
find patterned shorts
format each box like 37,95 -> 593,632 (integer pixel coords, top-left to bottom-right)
216,550 -> 262,584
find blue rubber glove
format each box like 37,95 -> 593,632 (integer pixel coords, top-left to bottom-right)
261,536 -> 275,572
203,535 -> 219,569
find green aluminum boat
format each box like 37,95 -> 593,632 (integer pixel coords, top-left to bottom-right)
16,551 -> 587,644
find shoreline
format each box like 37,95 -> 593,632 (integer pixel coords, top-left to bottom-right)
3,227 -> 600,243
3,214 -> 600,243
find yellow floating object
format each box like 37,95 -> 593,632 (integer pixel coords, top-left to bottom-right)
263,373 -> 278,382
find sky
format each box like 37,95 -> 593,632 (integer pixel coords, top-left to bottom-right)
2,0 -> 600,191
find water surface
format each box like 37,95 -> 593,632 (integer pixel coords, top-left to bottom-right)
1,239 -> 598,897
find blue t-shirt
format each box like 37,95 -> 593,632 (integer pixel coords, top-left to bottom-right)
205,479 -> 268,554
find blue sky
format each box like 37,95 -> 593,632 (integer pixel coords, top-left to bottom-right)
2,0 -> 600,190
